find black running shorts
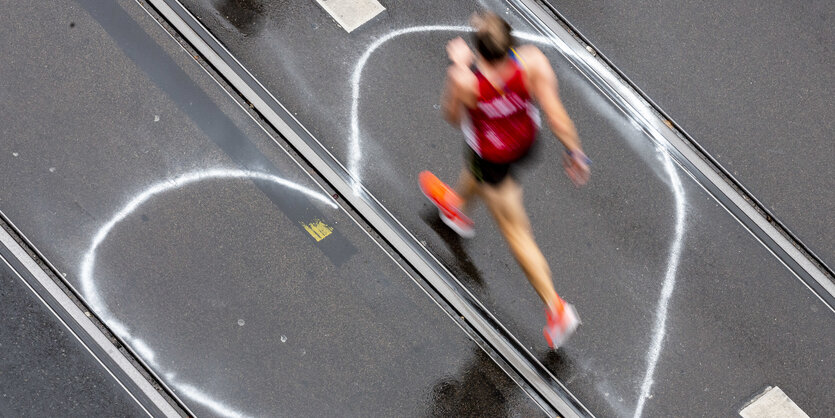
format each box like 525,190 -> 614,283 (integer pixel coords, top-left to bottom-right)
466,144 -> 537,185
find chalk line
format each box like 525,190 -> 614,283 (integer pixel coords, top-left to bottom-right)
347,25 -> 687,417
80,168 -> 337,418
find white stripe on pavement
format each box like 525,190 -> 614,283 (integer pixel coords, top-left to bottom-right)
739,386 -> 809,418
316,0 -> 384,33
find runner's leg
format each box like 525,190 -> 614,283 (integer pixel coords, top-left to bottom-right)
455,167 -> 479,213
481,177 -> 562,309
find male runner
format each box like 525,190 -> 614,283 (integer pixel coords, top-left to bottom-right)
420,12 -> 590,348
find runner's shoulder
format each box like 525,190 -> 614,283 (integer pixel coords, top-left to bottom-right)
515,45 -> 549,70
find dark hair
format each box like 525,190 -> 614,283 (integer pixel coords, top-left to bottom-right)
472,12 -> 514,63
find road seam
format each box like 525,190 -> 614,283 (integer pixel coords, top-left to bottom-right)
143,0 -> 592,416
533,0 -> 834,282
511,0 -> 835,311
0,224 -> 181,417
136,4 -> 556,415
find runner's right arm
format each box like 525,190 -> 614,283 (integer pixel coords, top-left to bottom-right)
441,38 -> 477,126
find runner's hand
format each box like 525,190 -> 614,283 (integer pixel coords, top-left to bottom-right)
447,37 -> 473,67
563,149 -> 591,187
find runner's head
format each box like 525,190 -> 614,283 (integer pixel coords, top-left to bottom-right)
472,12 -> 514,63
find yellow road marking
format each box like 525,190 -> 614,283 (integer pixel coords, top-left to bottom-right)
302,219 -> 334,242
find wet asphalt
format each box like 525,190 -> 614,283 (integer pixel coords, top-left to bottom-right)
545,0 -> 835,269
0,254 -> 145,416
0,0 -> 832,416
174,0 -> 834,416
0,0 -> 543,415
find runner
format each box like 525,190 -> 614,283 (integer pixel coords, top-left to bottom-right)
420,12 -> 591,348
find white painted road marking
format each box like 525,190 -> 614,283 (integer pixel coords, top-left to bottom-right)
79,168 -> 336,418
316,0 -> 384,33
347,26 -> 688,418
739,386 -> 809,418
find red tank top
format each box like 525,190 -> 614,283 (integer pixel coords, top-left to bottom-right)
463,55 -> 540,163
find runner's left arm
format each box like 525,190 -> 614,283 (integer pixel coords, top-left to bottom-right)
522,46 -> 590,186
524,47 -> 581,152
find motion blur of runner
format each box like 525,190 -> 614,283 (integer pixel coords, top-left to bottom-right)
426,12 -> 590,348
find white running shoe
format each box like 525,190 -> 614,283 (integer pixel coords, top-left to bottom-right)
543,303 -> 580,349
439,208 -> 475,239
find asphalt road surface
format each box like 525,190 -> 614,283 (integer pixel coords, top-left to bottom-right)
0,0 -> 831,416
545,0 -> 835,269
0,0 -> 544,415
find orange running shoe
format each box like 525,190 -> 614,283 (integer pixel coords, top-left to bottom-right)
543,301 -> 580,349
419,171 -> 474,238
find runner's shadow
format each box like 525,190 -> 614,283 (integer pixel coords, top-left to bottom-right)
428,337 -> 584,416
216,0 -> 265,36
540,348 -> 581,386
427,347 -> 511,417
420,207 -> 485,289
